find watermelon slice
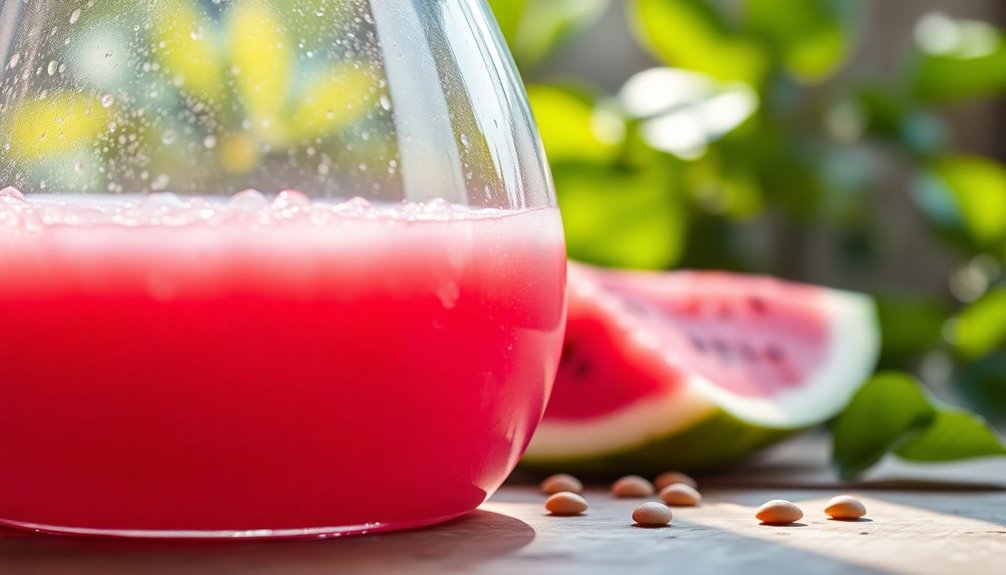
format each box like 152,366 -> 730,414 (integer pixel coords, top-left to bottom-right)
522,262 -> 880,475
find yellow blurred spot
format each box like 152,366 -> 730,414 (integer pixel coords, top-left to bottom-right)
217,132 -> 261,174
3,93 -> 110,159
528,85 -> 620,164
289,64 -> 378,141
151,0 -> 224,102
227,0 -> 291,143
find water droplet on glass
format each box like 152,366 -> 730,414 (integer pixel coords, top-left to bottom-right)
8,53 -> 20,68
460,133 -> 470,148
379,94 -> 392,111
74,160 -> 84,173
161,130 -> 176,145
47,60 -> 57,75
203,135 -> 217,149
101,94 -> 114,108
69,9 -> 81,24
190,26 -> 204,40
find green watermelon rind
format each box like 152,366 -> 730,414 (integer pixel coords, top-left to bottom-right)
521,409 -> 793,476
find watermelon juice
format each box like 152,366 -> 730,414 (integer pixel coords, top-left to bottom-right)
0,189 -> 566,537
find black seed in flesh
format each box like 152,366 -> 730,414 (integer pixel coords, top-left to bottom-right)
561,341 -> 577,362
765,345 -> 784,363
712,340 -> 733,364
739,342 -> 759,362
690,337 -> 707,354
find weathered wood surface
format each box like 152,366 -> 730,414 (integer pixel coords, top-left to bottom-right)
1,485 -> 1003,574
2,435 -> 1004,574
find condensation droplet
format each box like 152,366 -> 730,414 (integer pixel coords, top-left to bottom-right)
203,135 -> 217,149
460,133 -> 470,148
47,60 -> 57,75
69,9 -> 81,24
101,94 -> 114,107
8,53 -> 20,68
74,160 -> 84,173
161,130 -> 176,145
379,94 -> 392,111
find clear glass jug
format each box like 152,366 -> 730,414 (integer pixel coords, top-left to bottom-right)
0,0 -> 565,538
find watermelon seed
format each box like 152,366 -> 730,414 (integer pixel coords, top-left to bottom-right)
654,471 -> 698,491
739,342 -> 759,362
690,337 -> 707,353
540,474 -> 584,495
545,492 -> 588,516
560,342 -> 576,362
712,340 -> 733,364
756,500 -> 803,525
659,483 -> 702,506
765,344 -> 785,363
632,502 -> 673,527
825,495 -> 867,520
612,475 -> 656,498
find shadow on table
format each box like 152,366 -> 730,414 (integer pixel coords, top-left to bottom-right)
0,510 -> 535,574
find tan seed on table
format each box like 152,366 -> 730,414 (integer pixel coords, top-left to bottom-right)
654,471 -> 698,491
545,492 -> 588,516
659,483 -> 702,506
632,502 -> 673,526
825,495 -> 867,520
611,475 -> 655,497
540,473 -> 583,495
756,500 -> 803,524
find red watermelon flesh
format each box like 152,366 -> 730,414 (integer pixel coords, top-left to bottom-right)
524,262 -> 879,470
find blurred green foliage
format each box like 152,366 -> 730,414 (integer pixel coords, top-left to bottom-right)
488,1 -> 1006,435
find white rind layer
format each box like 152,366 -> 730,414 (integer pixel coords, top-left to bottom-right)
688,288 -> 879,428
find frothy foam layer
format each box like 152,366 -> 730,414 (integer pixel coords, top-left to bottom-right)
0,187 -> 514,230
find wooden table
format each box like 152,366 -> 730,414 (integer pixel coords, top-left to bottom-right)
2,437 -> 1004,574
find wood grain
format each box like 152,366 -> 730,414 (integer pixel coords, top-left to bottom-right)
1,485 -> 1003,574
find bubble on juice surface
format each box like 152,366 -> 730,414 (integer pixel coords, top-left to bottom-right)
229,189 -> 269,211
0,187 -> 25,202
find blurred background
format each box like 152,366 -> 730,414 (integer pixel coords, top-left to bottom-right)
488,0 -> 1006,426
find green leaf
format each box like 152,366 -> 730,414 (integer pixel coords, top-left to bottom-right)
954,289 -> 1006,360
911,12 -> 1006,103
528,85 -> 622,165
832,372 -> 936,479
874,295 -> 946,360
555,163 -> 685,270
745,0 -> 858,83
628,0 -> 769,86
895,410 -> 1006,461
618,67 -> 760,160
488,0 -> 608,69
151,0 -> 225,102
486,0 -> 529,47
913,156 -> 1006,247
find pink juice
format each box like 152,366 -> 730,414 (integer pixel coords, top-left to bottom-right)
0,190 -> 566,537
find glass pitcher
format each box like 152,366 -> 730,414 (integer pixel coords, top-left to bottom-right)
0,0 -> 565,538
